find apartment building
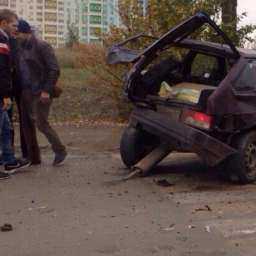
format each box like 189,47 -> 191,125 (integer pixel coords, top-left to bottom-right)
0,0 -> 65,48
64,0 -> 119,44
0,0 -> 120,46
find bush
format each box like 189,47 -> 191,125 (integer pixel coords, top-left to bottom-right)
56,47 -> 78,69
50,68 -> 121,122
60,43 -> 132,121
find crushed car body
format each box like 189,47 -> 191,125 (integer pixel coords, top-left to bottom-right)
107,12 -> 256,184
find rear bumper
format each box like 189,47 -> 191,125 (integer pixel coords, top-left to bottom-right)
130,108 -> 237,166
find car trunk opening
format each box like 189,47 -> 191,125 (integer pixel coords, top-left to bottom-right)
123,12 -> 240,104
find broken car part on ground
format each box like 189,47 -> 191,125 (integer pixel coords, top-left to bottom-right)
108,12 -> 256,184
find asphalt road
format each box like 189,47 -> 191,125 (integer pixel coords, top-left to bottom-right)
1,125 -> 256,256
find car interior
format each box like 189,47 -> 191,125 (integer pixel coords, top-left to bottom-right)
141,48 -> 230,97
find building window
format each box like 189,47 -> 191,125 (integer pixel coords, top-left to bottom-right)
89,15 -> 101,25
89,3 -> 101,13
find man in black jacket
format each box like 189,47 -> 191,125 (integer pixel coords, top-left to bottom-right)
17,20 -> 67,166
0,10 -> 30,179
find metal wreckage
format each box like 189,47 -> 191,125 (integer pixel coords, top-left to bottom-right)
107,12 -> 256,184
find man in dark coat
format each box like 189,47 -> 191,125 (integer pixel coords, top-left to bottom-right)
0,10 -> 30,179
16,20 -> 67,166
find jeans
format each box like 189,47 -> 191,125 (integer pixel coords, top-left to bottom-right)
0,109 -> 16,164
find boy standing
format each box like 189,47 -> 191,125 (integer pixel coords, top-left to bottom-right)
0,10 -> 30,179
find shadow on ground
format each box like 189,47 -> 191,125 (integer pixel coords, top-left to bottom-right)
119,153 -> 255,193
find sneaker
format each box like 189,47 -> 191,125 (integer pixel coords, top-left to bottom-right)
0,171 -> 10,180
53,151 -> 67,166
3,159 -> 31,174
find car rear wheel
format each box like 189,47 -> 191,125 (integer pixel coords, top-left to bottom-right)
227,131 -> 256,184
120,126 -> 159,169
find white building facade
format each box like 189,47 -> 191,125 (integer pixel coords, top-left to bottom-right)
64,0 -> 119,44
0,0 -> 120,47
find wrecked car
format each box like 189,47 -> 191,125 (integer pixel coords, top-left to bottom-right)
107,12 -> 256,184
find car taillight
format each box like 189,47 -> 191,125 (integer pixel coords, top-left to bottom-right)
181,109 -> 213,130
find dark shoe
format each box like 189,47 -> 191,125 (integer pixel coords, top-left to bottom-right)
4,159 -> 31,174
30,160 -> 41,166
0,171 -> 10,180
53,151 -> 67,166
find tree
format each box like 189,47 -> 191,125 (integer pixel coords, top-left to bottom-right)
221,0 -> 237,30
221,0 -> 238,43
104,0 -> 255,47
65,22 -> 79,48
220,0 -> 255,46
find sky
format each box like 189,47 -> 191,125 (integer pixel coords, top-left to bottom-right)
238,0 -> 256,25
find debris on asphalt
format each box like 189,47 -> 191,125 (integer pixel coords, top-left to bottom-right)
161,224 -> 175,232
1,223 -> 13,232
154,179 -> 175,187
205,226 -> 211,233
194,205 -> 212,212
28,206 -> 47,211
